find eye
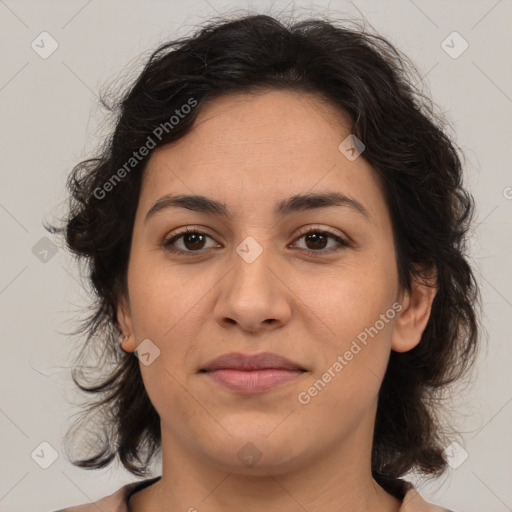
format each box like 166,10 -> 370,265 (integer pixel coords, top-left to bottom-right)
291,227 -> 351,257
163,227 -> 220,254
162,226 -> 351,257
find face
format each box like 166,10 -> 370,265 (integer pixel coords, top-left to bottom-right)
118,89 -> 429,476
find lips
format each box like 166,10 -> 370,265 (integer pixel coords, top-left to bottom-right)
200,352 -> 307,394
200,352 -> 306,372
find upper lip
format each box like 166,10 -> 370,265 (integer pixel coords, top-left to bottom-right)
200,352 -> 306,372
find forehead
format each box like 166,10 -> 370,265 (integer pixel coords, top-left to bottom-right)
139,89 -> 386,224
175,89 -> 352,156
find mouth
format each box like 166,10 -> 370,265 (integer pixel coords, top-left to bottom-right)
201,368 -> 306,394
199,352 -> 307,394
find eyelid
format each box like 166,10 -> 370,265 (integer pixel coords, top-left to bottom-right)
162,226 -> 220,250
162,225 -> 351,255
290,225 -> 351,255
292,224 -> 347,242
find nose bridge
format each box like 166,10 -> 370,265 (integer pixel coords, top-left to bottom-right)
231,233 -> 277,301
214,232 -> 290,331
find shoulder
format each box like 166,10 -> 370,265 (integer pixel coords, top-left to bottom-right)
48,476 -> 161,512
400,481 -> 457,512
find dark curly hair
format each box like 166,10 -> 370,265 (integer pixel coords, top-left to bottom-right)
50,12 -> 481,488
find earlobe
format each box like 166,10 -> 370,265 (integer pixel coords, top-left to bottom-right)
391,267 -> 437,353
116,295 -> 137,352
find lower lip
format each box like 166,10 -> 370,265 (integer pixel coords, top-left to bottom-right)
204,369 -> 304,394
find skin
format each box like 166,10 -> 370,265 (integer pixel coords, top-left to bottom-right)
117,89 -> 437,512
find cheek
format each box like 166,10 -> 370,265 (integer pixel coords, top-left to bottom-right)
127,248 -> 202,337
297,280 -> 397,426
305,253 -> 398,342
298,248 -> 399,390
127,253 -> 212,396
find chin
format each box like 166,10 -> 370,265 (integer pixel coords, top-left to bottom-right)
199,434 -> 307,476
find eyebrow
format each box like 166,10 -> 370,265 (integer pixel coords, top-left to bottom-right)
144,192 -> 371,223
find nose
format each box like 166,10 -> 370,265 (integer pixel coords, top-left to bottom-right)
213,241 -> 292,334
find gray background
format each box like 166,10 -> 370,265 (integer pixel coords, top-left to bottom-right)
1,1 -> 511,511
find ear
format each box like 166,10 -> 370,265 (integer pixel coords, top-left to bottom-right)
391,266 -> 437,353
116,294 -> 137,353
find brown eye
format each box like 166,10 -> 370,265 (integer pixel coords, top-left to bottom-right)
292,228 -> 350,257
163,229 -> 219,254
304,232 -> 329,250
181,232 -> 207,250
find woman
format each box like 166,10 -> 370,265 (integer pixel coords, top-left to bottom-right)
51,13 -> 479,512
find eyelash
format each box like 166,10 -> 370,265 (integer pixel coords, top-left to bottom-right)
162,226 -> 351,258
